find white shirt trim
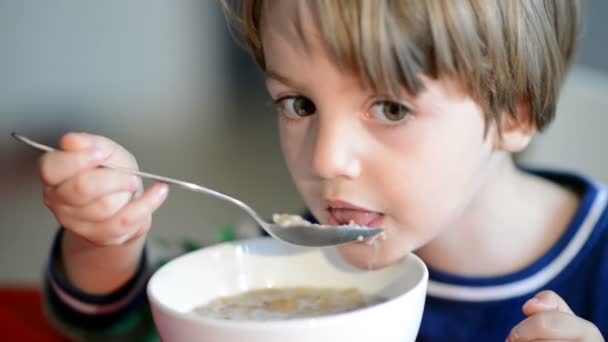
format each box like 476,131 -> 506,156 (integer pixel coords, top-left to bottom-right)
427,185 -> 607,301
49,266 -> 150,315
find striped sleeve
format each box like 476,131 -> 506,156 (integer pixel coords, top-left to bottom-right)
43,228 -> 159,342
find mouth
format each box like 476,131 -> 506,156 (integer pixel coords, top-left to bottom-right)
326,200 -> 385,228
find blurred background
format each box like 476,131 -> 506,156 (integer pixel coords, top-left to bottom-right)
1,0 -> 607,291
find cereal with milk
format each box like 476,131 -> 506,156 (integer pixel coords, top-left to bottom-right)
272,214 -> 361,228
192,287 -> 387,321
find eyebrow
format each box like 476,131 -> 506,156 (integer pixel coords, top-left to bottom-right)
264,69 -> 302,89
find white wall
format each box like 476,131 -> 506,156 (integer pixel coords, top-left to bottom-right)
519,67 -> 608,183
1,0 -> 227,133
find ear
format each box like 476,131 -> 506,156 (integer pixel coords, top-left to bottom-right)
494,101 -> 536,152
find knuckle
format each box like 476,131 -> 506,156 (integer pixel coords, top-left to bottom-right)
73,176 -> 93,197
134,218 -> 151,237
107,223 -> 130,242
97,197 -> 121,217
126,154 -> 139,169
130,227 -> 147,241
97,149 -> 137,173
51,205 -> 72,223
119,214 -> 133,229
53,204 -> 71,219
62,223 -> 89,242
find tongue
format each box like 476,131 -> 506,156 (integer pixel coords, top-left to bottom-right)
330,209 -> 382,227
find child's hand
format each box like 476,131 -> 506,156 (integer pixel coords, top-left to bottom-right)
506,290 -> 604,341
40,132 -> 169,246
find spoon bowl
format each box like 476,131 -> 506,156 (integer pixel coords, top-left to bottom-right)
11,132 -> 383,247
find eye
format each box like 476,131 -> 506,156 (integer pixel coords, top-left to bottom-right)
370,100 -> 412,123
275,96 -> 317,119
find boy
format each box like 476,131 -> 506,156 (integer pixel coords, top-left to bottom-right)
40,0 -> 606,340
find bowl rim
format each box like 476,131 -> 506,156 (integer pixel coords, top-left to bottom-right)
147,237 -> 428,328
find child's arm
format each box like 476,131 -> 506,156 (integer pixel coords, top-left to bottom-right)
38,132 -> 168,339
44,229 -> 158,341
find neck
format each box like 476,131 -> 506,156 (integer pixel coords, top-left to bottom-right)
416,155 -> 580,277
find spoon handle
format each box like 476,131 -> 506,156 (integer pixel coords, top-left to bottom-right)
10,132 -> 249,210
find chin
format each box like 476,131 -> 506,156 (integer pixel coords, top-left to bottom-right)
337,243 -> 404,270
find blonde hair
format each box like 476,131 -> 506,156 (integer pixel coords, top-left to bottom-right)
223,0 -> 582,132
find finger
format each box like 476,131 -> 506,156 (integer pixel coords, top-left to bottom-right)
39,148 -> 107,186
523,290 -> 574,317
46,169 -> 141,207
507,311 -> 598,341
59,183 -> 168,246
40,132 -> 136,186
59,132 -> 96,151
64,132 -> 138,169
86,183 -> 169,245
128,215 -> 153,242
54,192 -> 135,222
115,183 -> 169,229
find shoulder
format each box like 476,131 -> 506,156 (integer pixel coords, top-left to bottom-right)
527,168 -> 608,241
553,170 -> 608,269
586,201 -> 608,336
560,173 -> 608,333
531,170 -> 608,331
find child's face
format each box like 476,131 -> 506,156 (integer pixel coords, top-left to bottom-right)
261,3 -> 501,269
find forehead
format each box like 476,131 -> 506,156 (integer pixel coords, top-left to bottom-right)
260,1 -> 327,67
256,0 -> 431,98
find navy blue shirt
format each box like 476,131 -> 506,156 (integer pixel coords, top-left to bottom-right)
418,170 -> 608,341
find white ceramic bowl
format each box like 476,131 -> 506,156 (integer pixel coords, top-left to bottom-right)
148,237 -> 428,342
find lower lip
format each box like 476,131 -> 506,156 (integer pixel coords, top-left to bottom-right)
327,211 -> 385,228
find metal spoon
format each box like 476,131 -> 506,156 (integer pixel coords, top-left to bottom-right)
11,132 -> 383,247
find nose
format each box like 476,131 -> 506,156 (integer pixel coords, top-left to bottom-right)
311,115 -> 361,180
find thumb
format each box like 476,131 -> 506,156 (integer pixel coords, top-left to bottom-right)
60,132 -> 94,152
522,290 -> 574,317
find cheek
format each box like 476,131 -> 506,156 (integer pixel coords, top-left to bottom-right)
339,132 -> 492,268
279,121 -> 318,200
371,104 -> 490,234
279,122 -> 304,175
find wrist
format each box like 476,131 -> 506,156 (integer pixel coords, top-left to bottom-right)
60,229 -> 147,294
46,228 -> 152,327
